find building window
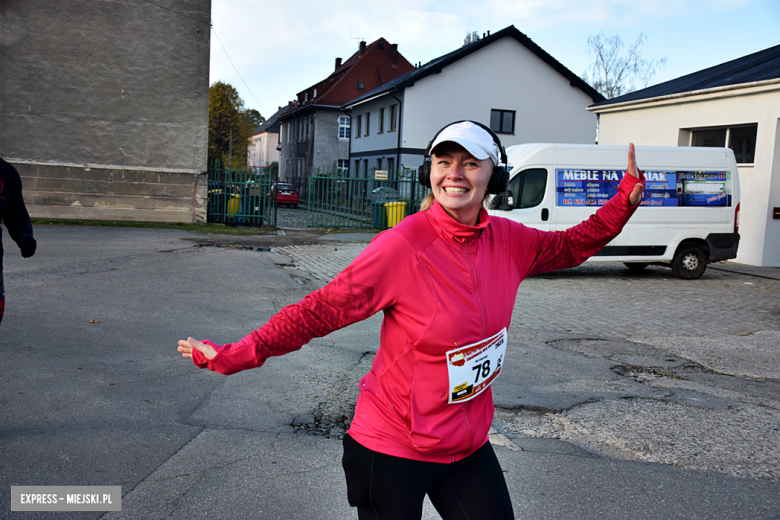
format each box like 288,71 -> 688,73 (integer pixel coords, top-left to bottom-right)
363,159 -> 369,177
355,115 -> 362,138
490,109 -> 515,134
339,116 -> 351,139
690,124 -> 757,164
389,104 -> 397,131
387,157 -> 395,173
376,158 -> 383,170
357,82 -> 364,89
304,92 -> 308,102
337,159 -> 349,176
355,159 -> 360,177
365,112 -> 370,136
313,87 -> 318,98
378,108 -> 385,133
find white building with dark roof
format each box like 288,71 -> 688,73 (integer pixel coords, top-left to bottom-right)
589,44 -> 780,267
247,104 -> 291,168
342,26 -> 605,178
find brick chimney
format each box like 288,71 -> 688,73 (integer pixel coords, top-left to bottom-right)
359,40 -> 366,54
335,57 -> 342,70
390,43 -> 398,66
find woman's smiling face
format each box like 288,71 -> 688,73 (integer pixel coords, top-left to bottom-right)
430,141 -> 493,226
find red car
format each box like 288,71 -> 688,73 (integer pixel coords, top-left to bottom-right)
270,183 -> 299,208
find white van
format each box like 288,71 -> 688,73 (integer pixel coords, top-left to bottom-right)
488,144 -> 740,279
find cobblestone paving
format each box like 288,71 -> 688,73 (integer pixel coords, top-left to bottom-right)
274,206 -> 309,229
274,240 -> 780,482
275,241 -> 780,338
275,242 -> 369,281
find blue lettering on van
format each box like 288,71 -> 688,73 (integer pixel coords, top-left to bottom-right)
556,169 -> 731,207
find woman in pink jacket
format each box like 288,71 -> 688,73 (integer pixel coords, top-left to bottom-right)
178,121 -> 644,519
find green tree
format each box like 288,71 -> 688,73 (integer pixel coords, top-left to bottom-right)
246,109 -> 265,131
208,82 -> 265,166
583,33 -> 666,99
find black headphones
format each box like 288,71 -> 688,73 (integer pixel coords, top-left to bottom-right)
419,120 -> 509,194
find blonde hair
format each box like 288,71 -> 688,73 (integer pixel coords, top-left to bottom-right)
420,193 -> 435,211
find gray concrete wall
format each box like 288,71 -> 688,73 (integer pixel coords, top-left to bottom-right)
312,108 -> 350,173
0,0 -> 211,222
16,162 -> 208,223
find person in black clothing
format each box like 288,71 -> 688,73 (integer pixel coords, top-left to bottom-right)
0,158 -> 37,324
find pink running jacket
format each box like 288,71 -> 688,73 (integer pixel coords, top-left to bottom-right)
193,170 -> 644,463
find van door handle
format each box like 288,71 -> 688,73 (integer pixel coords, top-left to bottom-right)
541,208 -> 549,221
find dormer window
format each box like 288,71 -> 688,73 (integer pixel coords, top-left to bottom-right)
357,82 -> 364,89
304,92 -> 308,102
313,87 -> 317,98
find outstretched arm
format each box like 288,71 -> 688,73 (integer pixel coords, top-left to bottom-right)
176,230 -> 418,375
526,143 -> 645,276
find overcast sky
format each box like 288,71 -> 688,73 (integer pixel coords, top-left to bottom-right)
208,0 -> 780,117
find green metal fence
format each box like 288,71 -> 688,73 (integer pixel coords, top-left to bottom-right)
207,160 -> 277,227
307,169 -> 430,229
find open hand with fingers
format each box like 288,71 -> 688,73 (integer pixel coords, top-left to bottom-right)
626,143 -> 644,206
177,337 -> 217,360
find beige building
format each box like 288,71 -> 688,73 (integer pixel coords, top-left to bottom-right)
589,45 -> 780,267
247,105 -> 290,168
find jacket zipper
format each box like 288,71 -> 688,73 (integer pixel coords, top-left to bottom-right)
465,239 -> 487,337
465,400 -> 473,453
465,238 -> 485,454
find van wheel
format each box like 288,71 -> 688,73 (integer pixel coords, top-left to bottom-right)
624,262 -> 649,272
671,246 -> 707,279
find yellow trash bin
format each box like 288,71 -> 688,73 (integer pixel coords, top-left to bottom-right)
385,201 -> 407,227
227,193 -> 241,216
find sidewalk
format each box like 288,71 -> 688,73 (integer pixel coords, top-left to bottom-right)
709,261 -> 780,280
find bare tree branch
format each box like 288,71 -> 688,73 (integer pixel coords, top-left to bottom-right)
583,32 -> 666,99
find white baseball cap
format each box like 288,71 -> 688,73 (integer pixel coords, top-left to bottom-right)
428,121 -> 501,166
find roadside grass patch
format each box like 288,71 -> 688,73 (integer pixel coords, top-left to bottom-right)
32,219 -> 278,235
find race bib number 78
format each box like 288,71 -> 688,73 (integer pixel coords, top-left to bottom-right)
446,328 -> 508,404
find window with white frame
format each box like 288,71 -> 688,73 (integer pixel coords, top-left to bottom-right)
689,124 -> 757,164
490,109 -> 515,134
378,108 -> 385,133
339,116 -> 351,139
337,159 -> 349,176
389,104 -> 397,131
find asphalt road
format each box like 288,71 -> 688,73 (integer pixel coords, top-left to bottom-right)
1,224 -> 779,519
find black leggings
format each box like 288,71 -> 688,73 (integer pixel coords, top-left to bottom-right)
342,434 -> 514,520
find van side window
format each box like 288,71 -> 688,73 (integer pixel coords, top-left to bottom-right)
518,169 -> 546,208
505,168 -> 547,209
